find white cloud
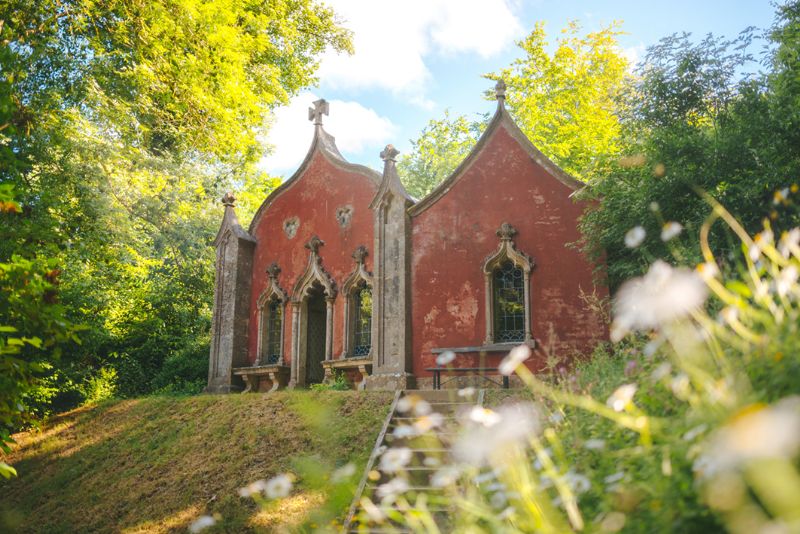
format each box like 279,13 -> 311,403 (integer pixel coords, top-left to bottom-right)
259,92 -> 396,175
318,0 -> 523,99
622,43 -> 646,69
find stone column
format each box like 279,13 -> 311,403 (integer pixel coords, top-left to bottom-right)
365,146 -> 415,390
206,193 -> 256,393
289,304 -> 300,388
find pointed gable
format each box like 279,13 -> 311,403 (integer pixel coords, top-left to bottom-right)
407,81 -> 583,217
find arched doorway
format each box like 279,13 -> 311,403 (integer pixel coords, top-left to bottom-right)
305,286 -> 327,385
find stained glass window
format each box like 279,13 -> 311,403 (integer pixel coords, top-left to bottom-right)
493,261 -> 525,343
264,299 -> 283,364
352,284 -> 372,357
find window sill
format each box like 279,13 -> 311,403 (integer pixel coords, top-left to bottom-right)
430,340 -> 535,354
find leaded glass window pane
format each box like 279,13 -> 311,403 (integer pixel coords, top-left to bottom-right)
493,261 -> 525,343
352,284 -> 372,357
265,299 -> 283,364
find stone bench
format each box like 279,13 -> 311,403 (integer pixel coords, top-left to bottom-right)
425,366 -> 509,390
322,357 -> 373,390
232,364 -> 290,393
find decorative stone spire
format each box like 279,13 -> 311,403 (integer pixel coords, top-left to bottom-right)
352,245 -> 368,265
305,235 -> 324,254
308,99 -> 329,126
266,262 -> 281,279
495,79 -> 506,106
380,144 -> 399,163
222,191 -> 236,207
496,222 -> 517,241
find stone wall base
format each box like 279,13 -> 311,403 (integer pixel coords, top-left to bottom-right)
205,376 -> 244,394
365,372 -> 416,391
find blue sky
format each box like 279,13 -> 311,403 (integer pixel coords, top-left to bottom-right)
260,0 -> 777,177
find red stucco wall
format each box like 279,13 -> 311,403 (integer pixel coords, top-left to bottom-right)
248,151 -> 378,365
410,124 -> 608,377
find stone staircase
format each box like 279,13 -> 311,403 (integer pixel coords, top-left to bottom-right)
343,389 -> 483,532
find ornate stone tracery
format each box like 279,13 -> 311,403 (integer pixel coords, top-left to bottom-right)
256,262 -> 287,365
341,245 -> 373,359
482,223 -> 535,345
290,235 -> 337,387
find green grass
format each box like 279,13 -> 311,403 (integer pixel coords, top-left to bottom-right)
0,391 -> 393,533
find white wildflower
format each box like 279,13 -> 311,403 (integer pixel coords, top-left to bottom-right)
603,472 -> 625,485
600,511 -> 627,532
649,201 -> 660,212
498,506 -> 516,520
564,470 -> 591,493
661,221 -> 683,241
188,516 -> 216,533
696,261 -> 719,281
624,226 -> 646,248
457,387 -> 476,398
682,424 -> 707,442
490,491 -> 509,508
719,306 -> 738,324
436,351 -> 456,366
584,438 -> 606,450
548,411 -> 564,425
643,338 -> 663,357
607,384 -> 637,412
396,395 -> 414,413
670,373 -> 691,400
392,425 -> 417,439
413,399 -> 432,416
413,412 -> 444,433
779,228 -> 800,257
611,260 -> 707,341
360,497 -> 386,523
499,344 -> 531,376
468,406 -> 502,427
651,362 -> 672,382
379,447 -> 412,473
694,397 -> 800,478
431,466 -> 460,487
423,456 -> 441,467
454,403 -> 541,466
332,463 -> 356,483
776,264 -> 798,297
238,479 -> 268,498
376,477 -> 409,500
265,474 -> 293,499
473,471 -> 497,484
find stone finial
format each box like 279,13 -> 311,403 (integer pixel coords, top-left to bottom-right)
266,262 -> 281,279
380,144 -> 399,163
352,245 -> 368,265
305,235 -> 324,254
495,79 -> 506,104
222,192 -> 236,207
496,222 -> 517,241
308,99 -> 329,126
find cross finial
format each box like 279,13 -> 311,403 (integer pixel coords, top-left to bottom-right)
308,99 -> 329,126
266,262 -> 281,279
305,235 -> 324,254
497,222 -> 517,241
352,245 -> 368,265
222,192 -> 236,207
495,79 -> 506,104
380,144 -> 399,163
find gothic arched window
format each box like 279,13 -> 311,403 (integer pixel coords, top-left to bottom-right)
483,223 -> 534,345
263,298 -> 283,364
257,262 -> 287,366
352,283 -> 372,356
493,261 -> 525,343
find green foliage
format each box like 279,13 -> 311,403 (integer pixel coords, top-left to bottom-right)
310,370 -> 352,391
398,111 -> 486,199
398,21 -> 629,198
0,0 -> 352,425
490,21 -> 630,182
580,7 -> 800,288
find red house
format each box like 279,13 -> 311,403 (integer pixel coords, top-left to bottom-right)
207,82 -> 607,393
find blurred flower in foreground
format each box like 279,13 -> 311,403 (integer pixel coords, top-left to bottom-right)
694,397 -> 800,478
454,403 -> 541,465
499,344 -> 531,375
436,350 -> 456,366
607,384 -> 637,412
376,477 -> 409,500
380,447 -> 412,473
265,474 -> 293,499
661,221 -> 683,241
624,226 -> 646,248
188,515 -> 216,533
611,260 -> 707,341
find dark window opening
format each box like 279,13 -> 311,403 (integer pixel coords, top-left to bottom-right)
493,261 -> 525,343
352,283 -> 372,357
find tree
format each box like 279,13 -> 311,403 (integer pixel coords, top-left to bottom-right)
398,22 -> 630,197
0,0 -> 351,423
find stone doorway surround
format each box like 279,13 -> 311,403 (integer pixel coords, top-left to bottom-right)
289,235 -> 336,388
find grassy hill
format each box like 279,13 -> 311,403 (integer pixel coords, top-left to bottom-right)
0,391 -> 394,533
